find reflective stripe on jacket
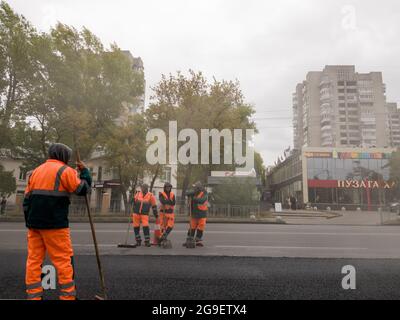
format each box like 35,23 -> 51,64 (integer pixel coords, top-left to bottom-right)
133,192 -> 157,215
23,159 -> 91,229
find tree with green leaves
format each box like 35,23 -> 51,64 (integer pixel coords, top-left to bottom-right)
1,1 -> 145,169
0,164 -> 16,197
211,178 -> 259,206
0,1 -> 37,148
47,23 -> 144,158
102,113 -> 148,214
147,70 -> 258,198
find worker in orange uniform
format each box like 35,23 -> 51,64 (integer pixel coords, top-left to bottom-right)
132,184 -> 158,247
184,182 -> 209,247
23,143 -> 92,300
158,182 -> 176,244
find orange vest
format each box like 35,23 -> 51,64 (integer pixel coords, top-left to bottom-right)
133,192 -> 156,215
195,192 -> 208,211
160,191 -> 175,214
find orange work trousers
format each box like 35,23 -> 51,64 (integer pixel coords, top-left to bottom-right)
190,218 -> 207,231
159,213 -> 175,233
132,214 -> 149,227
26,228 -> 76,300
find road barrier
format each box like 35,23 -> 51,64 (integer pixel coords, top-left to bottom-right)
67,196 -> 261,219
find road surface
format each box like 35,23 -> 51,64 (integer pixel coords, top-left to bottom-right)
1,222 -> 400,299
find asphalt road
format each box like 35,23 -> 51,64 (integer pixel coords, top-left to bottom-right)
2,222 -> 400,258
1,222 -> 400,300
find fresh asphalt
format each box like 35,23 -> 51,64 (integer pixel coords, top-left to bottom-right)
1,222 -> 400,299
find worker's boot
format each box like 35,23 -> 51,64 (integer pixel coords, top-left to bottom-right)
185,237 -> 196,249
158,233 -> 167,246
195,230 -> 204,247
161,239 -> 172,249
195,240 -> 204,247
143,227 -> 151,247
134,227 -> 141,247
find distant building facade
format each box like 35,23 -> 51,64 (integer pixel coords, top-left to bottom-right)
0,149 -> 26,208
293,65 -> 399,149
267,147 -> 397,211
86,150 -> 177,214
115,51 -> 146,126
387,102 -> 400,147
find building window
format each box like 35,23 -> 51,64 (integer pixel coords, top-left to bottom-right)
112,168 -> 119,180
98,166 -> 103,181
19,168 -> 27,181
161,167 -> 172,183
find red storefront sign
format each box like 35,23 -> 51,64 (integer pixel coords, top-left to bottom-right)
308,179 -> 396,189
308,180 -> 338,188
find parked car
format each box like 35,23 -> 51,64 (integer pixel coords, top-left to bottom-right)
389,202 -> 400,215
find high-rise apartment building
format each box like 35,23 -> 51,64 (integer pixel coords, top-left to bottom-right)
293,65 -> 398,149
387,102 -> 400,147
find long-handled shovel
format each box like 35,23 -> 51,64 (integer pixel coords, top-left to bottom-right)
117,216 -> 137,248
76,150 -> 107,300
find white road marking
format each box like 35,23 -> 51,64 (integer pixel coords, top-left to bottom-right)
215,246 -> 369,250
73,244 -> 369,251
1,229 -> 400,237
74,244 -> 120,247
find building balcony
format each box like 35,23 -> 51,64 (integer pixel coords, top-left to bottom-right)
320,94 -> 331,101
319,78 -> 331,87
321,131 -> 333,139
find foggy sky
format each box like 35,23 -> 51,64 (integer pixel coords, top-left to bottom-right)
7,0 -> 400,166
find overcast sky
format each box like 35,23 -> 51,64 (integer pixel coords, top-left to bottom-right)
7,0 -> 400,166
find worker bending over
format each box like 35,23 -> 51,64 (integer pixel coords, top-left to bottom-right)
24,143 -> 92,300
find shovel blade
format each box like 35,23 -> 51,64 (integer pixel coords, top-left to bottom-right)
117,244 -> 137,248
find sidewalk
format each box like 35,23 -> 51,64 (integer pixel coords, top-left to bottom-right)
282,210 -> 383,226
271,209 -> 340,218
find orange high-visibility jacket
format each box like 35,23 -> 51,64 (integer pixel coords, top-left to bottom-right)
159,191 -> 176,214
133,191 -> 157,215
23,159 -> 91,229
189,191 -> 208,219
